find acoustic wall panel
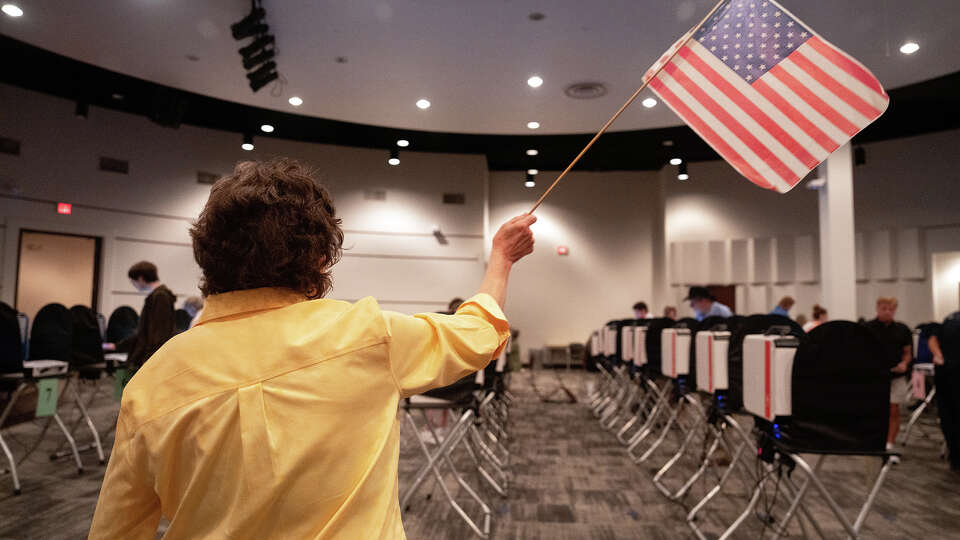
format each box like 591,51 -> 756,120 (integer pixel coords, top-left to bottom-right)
855,232 -> 867,281
794,235 -> 818,283
774,236 -> 795,283
679,241 -> 710,285
746,284 -> 770,315
669,242 -> 682,286
868,230 -> 895,281
897,228 -> 924,280
731,239 -> 753,284
753,238 -> 773,284
708,240 -> 728,284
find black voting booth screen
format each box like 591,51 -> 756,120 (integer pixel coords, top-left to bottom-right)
0,302 -> 22,374
726,314 -> 804,411
29,303 -> 72,363
782,321 -> 889,453
644,318 -> 676,375
70,305 -> 105,368
107,306 -> 139,344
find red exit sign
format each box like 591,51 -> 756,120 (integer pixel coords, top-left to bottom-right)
57,202 -> 72,215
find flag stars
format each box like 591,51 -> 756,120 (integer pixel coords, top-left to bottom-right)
747,53 -> 754,58
747,43 -> 754,48
787,21 -> 795,27
711,35 -> 717,40
787,42 -> 794,48
734,65 -> 741,70
711,45 -> 717,51
800,31 -> 808,38
746,74 -> 754,81
734,53 -> 741,59
759,64 -> 766,70
787,32 -> 794,37
774,22 -> 781,28
775,11 -> 782,16
722,55 -> 729,61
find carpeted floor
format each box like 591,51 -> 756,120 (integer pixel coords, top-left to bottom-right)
1,369 -> 957,539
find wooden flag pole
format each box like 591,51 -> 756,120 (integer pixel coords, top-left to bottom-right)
528,0 -> 727,214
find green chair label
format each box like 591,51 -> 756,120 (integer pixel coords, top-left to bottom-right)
114,368 -> 132,401
35,378 -> 59,418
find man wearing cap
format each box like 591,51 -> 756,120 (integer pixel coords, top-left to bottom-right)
686,286 -> 733,321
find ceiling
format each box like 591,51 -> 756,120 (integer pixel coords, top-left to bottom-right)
1,0 -> 959,135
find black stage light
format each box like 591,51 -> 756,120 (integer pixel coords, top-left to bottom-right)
239,34 -> 274,58
231,7 -> 266,40
247,62 -> 279,92
243,48 -> 275,70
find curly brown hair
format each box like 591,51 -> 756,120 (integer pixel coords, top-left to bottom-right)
190,159 -> 343,299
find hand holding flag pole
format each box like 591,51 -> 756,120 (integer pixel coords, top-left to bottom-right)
528,0 -> 727,214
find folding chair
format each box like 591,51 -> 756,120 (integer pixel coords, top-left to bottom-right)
718,321 -> 899,539
1,303 -> 87,494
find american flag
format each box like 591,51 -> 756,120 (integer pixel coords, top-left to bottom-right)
646,0 -> 889,193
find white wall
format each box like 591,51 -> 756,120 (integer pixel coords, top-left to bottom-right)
662,129 -> 960,326
0,83 -> 488,321
489,169 -> 661,359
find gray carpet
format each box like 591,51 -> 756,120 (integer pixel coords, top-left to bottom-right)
1,370 -> 957,539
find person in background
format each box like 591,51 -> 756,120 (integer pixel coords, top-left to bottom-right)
182,296 -> 204,327
795,314 -> 808,327
803,304 -> 828,332
633,301 -> 649,319
89,159 -> 535,538
446,297 -> 465,314
103,261 -> 176,368
685,286 -> 732,321
929,311 -> 960,473
864,297 -> 912,462
770,296 -> 795,318
663,306 -> 678,320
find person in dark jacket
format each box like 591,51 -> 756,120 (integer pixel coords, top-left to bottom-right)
103,261 -> 176,367
930,311 -> 960,473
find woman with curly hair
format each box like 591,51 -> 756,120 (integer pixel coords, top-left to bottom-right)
90,158 -> 536,539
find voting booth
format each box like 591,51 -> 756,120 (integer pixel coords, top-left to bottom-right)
742,333 -> 799,421
695,330 -> 730,394
643,318 -> 676,375
661,328 -> 691,378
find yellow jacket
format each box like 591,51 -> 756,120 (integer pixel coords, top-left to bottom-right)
89,287 -> 509,539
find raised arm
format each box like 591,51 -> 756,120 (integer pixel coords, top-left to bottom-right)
385,214 -> 536,397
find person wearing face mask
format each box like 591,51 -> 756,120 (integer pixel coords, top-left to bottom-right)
684,286 -> 732,321
103,261 -> 176,368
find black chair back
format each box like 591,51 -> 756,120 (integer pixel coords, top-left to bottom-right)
0,302 -> 22,374
175,309 -> 193,334
106,306 -> 139,344
29,303 -> 72,363
727,314 -> 804,410
645,318 -> 676,375
70,305 -> 104,367
783,321 -> 889,452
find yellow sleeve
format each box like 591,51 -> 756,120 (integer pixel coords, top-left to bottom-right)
88,412 -> 161,540
383,293 -> 510,398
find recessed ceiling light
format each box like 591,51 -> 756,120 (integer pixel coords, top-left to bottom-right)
527,169 -> 539,175
678,173 -> 689,181
526,149 -> 539,156
527,121 -> 540,129
416,98 -> 431,109
260,124 -> 274,133
397,139 -> 410,147
525,180 -> 536,188
388,148 -> 400,165
288,96 -> 303,106
1,4 -> 23,17
527,76 -> 544,88
899,41 -> 919,55
670,158 -> 682,166
642,97 -> 657,108
388,157 -> 400,166
241,143 -> 254,151
111,93 -> 125,100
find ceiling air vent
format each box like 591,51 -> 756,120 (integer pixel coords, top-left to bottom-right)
197,171 -> 220,185
443,193 -> 466,205
99,156 -> 129,174
0,136 -> 20,155
364,189 -> 386,201
564,82 -> 608,100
